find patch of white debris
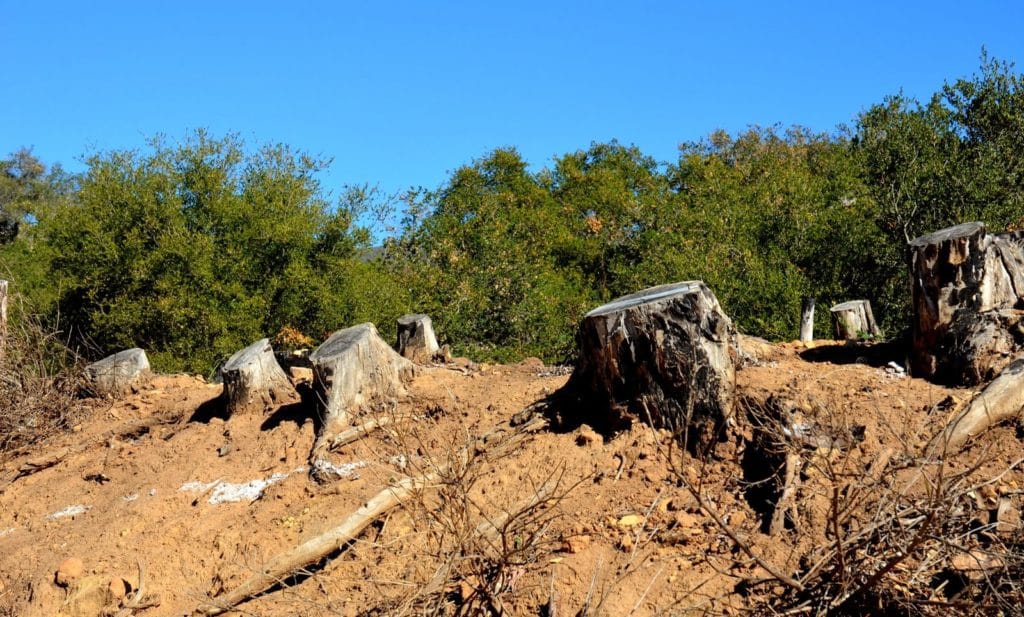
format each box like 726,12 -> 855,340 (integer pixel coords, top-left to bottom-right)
0,527 -> 16,537
179,467 -> 311,505
47,505 -> 90,520
312,459 -> 366,480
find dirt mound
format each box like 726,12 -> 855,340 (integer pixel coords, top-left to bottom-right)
2,344 -> 1022,616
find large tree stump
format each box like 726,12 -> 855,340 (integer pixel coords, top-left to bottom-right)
910,222 -> 1024,384
308,323 -> 415,478
85,348 -> 151,397
829,300 -> 879,340
220,338 -> 296,415
395,313 -> 441,363
565,281 -> 737,455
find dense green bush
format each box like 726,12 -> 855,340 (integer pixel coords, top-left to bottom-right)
2,57 -> 1022,370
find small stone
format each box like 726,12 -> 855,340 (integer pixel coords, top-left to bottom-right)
289,366 -> 313,382
618,533 -> 635,551
575,425 -> 601,447
562,534 -> 591,554
674,511 -> 700,528
218,444 -> 233,457
55,557 -> 84,586
997,498 -> 1020,533
729,510 -> 748,527
616,514 -> 644,528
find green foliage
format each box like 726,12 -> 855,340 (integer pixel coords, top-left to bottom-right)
3,54 -> 1023,370
21,131 -> 393,373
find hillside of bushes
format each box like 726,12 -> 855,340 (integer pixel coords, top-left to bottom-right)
2,56 -> 1023,374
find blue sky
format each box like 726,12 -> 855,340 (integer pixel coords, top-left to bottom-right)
2,1 -> 1023,199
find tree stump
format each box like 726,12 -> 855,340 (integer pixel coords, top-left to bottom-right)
829,300 -> 879,340
910,222 -> 1024,384
85,348 -> 151,397
799,296 -> 815,343
395,313 -> 441,363
309,323 -> 415,477
564,281 -> 737,455
220,338 -> 296,415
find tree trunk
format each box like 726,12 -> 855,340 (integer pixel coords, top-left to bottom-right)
85,348 -> 151,397
395,313 -> 441,363
799,296 -> 815,343
220,338 -> 296,415
829,300 -> 879,340
309,323 -> 415,479
563,281 -> 737,456
910,222 -> 1024,384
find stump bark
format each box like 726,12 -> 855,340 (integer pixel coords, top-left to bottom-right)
565,281 -> 737,455
829,300 -> 879,340
220,338 -> 296,415
395,313 -> 441,363
309,323 -> 415,476
85,348 -> 151,397
910,222 -> 1024,384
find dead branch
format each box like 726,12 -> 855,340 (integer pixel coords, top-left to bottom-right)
194,415 -> 548,616
927,358 -> 1024,457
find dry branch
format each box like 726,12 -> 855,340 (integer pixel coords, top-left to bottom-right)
195,472 -> 439,616
194,415 -> 548,615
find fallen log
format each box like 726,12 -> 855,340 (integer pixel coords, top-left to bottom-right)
927,358 -> 1024,456
220,338 -> 296,415
194,416 -> 548,616
563,281 -> 737,455
308,323 -> 415,477
395,313 -> 441,363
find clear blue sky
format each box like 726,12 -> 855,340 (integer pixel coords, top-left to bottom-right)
3,1 -> 1023,199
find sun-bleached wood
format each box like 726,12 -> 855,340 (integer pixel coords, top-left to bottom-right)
85,348 -> 151,397
395,313 -> 441,363
220,338 -> 296,415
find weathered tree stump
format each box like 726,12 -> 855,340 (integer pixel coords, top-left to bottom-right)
799,296 -> 815,343
395,313 -> 441,363
309,323 -> 415,478
829,300 -> 879,340
85,348 -> 151,397
564,281 -> 737,455
220,338 -> 296,415
910,222 -> 1024,384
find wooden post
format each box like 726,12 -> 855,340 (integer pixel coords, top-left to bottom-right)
0,279 -> 7,365
799,296 -> 815,343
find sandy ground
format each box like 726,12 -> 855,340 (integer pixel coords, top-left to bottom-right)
1,341 -> 1020,616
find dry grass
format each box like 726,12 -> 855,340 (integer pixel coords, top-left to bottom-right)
0,297 -> 85,455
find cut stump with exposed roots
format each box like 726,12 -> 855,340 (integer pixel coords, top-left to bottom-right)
308,323 -> 415,479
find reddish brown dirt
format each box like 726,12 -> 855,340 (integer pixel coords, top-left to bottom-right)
1,342 -> 1021,616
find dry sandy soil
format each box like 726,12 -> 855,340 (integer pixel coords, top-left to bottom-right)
1,340 -> 1021,616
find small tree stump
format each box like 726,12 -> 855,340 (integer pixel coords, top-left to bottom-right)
910,222 -> 1024,384
395,313 -> 441,363
829,300 -> 879,340
309,323 -> 415,476
220,338 -> 296,415
564,281 -> 737,455
85,348 -> 151,397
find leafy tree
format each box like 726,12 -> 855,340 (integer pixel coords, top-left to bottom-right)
40,131 -> 378,372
